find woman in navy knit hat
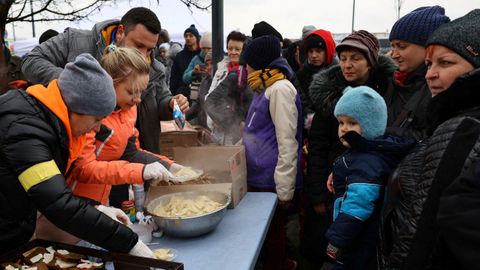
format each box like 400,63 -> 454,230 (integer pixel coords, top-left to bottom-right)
380,9 -> 480,269
383,6 -> 450,140
242,35 -> 303,270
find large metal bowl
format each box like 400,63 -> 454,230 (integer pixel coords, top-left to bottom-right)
146,190 -> 230,237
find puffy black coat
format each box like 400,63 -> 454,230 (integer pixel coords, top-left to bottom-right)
383,65 -> 431,141
305,55 -> 397,205
0,88 -> 138,254
379,68 -> 480,270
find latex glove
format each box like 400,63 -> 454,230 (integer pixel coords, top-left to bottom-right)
96,205 -> 132,226
169,163 -> 185,174
128,240 -> 154,258
143,162 -> 170,181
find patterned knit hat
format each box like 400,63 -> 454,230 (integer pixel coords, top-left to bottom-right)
426,9 -> 480,68
243,35 -> 281,70
390,6 -> 450,46
336,30 -> 380,66
334,86 -> 387,140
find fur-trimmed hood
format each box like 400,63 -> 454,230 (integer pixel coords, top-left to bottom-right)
309,55 -> 396,117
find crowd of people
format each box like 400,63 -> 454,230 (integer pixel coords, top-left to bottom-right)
1,4 -> 480,270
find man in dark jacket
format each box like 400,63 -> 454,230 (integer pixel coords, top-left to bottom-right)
0,54 -> 152,257
170,24 -> 201,96
22,7 -> 188,155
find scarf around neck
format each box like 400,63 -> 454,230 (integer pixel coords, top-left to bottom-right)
247,68 -> 286,93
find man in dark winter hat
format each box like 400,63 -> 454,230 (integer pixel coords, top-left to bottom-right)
184,24 -> 201,42
243,35 -> 303,270
0,53 -> 154,257
170,24 -> 202,95
251,21 -> 283,41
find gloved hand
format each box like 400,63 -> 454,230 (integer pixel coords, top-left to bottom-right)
128,239 -> 155,258
96,205 -> 132,226
169,163 -> 185,174
143,162 -> 171,181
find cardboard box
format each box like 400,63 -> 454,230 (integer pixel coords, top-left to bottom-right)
159,121 -> 199,159
146,145 -> 247,208
0,239 -> 184,270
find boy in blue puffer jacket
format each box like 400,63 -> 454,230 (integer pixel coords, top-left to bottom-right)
325,86 -> 415,269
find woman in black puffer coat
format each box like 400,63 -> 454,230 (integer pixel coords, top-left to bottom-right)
379,10 -> 480,270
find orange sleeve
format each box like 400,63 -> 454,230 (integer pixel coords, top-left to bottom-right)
134,127 -> 174,165
71,131 -> 145,185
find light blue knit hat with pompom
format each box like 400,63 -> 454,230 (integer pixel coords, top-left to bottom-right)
334,86 -> 387,140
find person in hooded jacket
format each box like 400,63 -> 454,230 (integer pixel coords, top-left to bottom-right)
0,54 -> 153,258
294,29 -> 337,133
21,7 -> 189,156
243,35 -> 302,270
383,6 -> 450,140
379,9 -> 480,270
303,30 -> 396,268
324,86 -> 415,269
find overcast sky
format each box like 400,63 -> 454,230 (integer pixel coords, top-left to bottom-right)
6,0 -> 479,41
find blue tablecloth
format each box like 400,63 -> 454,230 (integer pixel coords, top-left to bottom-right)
149,192 -> 277,270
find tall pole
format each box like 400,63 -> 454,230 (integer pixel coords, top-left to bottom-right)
12,22 -> 16,41
351,0 -> 356,32
30,0 -> 36,37
212,0 -> 224,74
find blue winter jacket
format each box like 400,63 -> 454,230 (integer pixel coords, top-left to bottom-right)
326,131 -> 415,250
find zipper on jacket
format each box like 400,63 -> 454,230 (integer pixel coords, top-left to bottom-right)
96,129 -> 115,157
247,111 -> 256,128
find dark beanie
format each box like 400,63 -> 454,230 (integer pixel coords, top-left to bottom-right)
336,30 -> 380,66
58,54 -> 116,117
39,29 -> 59,44
243,35 -> 281,70
184,24 -> 201,40
304,34 -> 326,53
426,9 -> 480,68
251,21 -> 283,41
389,6 -> 450,46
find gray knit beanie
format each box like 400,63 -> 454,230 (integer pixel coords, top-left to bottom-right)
58,53 -> 116,116
426,9 -> 480,68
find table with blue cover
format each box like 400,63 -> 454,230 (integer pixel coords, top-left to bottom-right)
149,192 -> 277,270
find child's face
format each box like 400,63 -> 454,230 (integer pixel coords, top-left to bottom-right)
337,115 -> 362,148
